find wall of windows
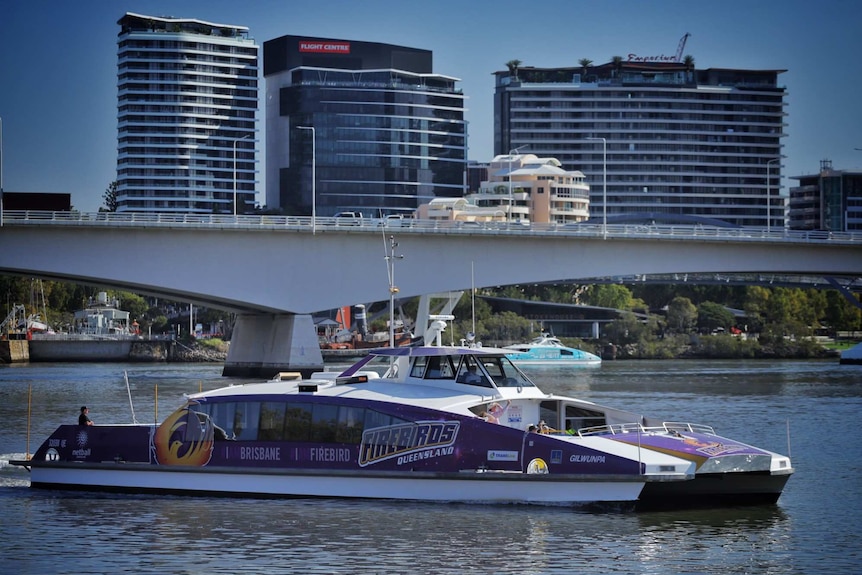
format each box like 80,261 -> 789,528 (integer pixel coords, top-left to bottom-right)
190,400 -> 409,444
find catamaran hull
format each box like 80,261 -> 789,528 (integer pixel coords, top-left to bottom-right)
21,462 -> 648,505
636,470 -> 794,510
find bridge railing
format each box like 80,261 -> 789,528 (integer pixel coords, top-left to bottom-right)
1,210 -> 860,244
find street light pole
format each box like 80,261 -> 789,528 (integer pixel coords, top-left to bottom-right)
767,158 -> 780,233
297,126 -> 316,234
233,133 -> 252,216
587,137 -> 607,238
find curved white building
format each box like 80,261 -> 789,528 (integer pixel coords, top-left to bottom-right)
116,13 -> 259,213
468,154 -> 591,224
494,60 -> 787,228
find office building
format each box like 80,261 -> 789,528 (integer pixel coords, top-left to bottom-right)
494,59 -> 787,227
116,13 -> 259,213
264,35 -> 466,217
789,160 -> 862,231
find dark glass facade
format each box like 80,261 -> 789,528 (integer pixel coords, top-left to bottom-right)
265,36 -> 466,217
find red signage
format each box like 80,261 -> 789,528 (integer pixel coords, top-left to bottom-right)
299,41 -> 351,54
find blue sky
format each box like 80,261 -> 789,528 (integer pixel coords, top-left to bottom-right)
2,0 -> 861,212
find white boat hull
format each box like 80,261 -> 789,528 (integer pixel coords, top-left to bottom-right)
26,463 -> 647,505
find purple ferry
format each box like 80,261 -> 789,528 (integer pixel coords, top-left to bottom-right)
11,346 -> 792,509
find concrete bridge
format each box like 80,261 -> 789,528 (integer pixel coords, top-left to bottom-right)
2,211 -> 860,376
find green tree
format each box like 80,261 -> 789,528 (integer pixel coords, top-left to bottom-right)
743,285 -> 771,334
604,311 -> 647,346
101,181 -> 119,212
666,296 -> 697,333
683,54 -> 695,82
505,59 -> 522,81
586,284 -> 634,310
697,301 -> 735,333
578,58 -> 592,79
823,290 -> 862,334
611,55 -> 624,79
482,311 -> 532,344
116,291 -> 149,321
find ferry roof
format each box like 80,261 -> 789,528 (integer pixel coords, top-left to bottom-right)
189,374 -> 520,415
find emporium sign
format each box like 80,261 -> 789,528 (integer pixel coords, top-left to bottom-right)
626,53 -> 680,63
299,40 -> 351,54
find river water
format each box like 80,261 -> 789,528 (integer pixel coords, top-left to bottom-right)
1,359 -> 860,574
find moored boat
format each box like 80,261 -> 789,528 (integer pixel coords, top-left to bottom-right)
11,338 -> 792,509
504,334 -> 602,367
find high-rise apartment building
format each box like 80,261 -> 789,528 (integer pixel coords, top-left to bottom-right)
116,13 -> 259,213
264,35 -> 466,217
790,160 -> 862,232
494,60 -> 787,227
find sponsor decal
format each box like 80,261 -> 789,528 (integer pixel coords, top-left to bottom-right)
299,41 -> 350,54
239,446 -> 281,461
72,430 -> 90,459
507,404 -> 523,425
152,407 -> 214,467
527,458 -> 548,474
569,454 -> 607,463
681,436 -> 750,456
487,450 -> 519,462
359,420 -> 459,467
550,450 -> 562,464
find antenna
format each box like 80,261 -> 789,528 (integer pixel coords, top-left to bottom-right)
124,370 -> 139,424
471,261 -> 476,339
384,235 -> 404,348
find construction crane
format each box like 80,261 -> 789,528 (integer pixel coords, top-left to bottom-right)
675,33 -> 691,62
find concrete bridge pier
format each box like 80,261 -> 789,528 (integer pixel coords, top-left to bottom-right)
223,313 -> 323,378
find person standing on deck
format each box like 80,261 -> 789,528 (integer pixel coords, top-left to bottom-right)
78,406 -> 93,426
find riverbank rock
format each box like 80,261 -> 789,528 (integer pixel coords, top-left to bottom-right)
171,340 -> 229,362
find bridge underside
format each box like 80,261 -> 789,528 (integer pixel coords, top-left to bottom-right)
223,313 -> 323,378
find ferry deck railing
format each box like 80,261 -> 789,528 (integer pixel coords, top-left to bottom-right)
577,421 -> 717,437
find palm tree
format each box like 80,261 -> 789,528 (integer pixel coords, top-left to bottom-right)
683,55 -> 695,83
578,58 -> 593,80
611,56 -> 623,80
505,59 -> 522,81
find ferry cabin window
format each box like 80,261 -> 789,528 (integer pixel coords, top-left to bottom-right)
456,356 -> 493,388
564,404 -> 606,432
336,406 -> 365,443
363,409 -> 396,431
284,403 -> 312,442
410,356 -> 428,378
480,357 -> 535,388
312,404 -> 338,443
423,355 -> 455,379
232,402 -> 260,441
197,402 -> 240,439
196,400 -> 408,445
259,402 -> 287,441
